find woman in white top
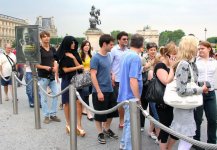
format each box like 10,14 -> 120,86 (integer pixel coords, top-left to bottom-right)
194,41 -> 217,144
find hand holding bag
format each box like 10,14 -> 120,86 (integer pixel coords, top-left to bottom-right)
163,61 -> 203,109
71,71 -> 92,89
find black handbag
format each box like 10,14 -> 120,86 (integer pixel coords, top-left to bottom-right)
142,71 -> 149,87
145,74 -> 165,104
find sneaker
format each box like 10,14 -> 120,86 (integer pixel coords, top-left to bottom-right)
119,144 -> 125,150
29,103 -> 34,108
148,132 -> 157,140
98,133 -> 106,144
140,127 -> 144,132
50,116 -> 61,122
155,139 -> 159,144
103,129 -> 118,139
43,117 -> 50,124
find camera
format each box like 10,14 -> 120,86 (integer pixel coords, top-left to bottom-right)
48,67 -> 55,81
198,81 -> 211,88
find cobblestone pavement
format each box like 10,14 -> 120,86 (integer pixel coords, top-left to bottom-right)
0,85 -> 208,150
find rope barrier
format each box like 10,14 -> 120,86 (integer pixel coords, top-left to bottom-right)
14,75 -> 33,86
76,91 -> 128,114
0,74 -> 11,81
37,82 -> 69,98
138,105 -> 217,150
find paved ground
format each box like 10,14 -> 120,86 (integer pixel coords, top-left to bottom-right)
0,84 -> 209,150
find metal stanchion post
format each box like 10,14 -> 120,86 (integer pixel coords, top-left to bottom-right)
0,77 -> 2,104
129,101 -> 141,150
30,64 -> 41,129
12,72 -> 18,114
69,83 -> 77,150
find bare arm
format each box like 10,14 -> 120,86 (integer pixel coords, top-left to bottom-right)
130,78 -> 140,99
156,67 -> 174,85
90,69 -> 104,101
62,65 -> 84,73
35,64 -> 51,71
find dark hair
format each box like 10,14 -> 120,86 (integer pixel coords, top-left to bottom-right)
80,40 -> 92,62
99,34 -> 114,48
40,31 -> 50,39
146,42 -> 158,50
130,34 -> 144,48
117,31 -> 128,40
199,41 -> 215,58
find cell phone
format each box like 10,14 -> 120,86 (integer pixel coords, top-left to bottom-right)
198,81 -> 211,88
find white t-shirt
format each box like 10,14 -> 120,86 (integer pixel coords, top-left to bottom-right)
0,52 -> 16,77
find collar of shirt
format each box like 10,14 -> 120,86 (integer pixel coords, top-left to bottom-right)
117,45 -> 128,51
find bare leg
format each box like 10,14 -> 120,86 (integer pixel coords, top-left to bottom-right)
104,118 -> 112,131
4,86 -> 8,98
159,141 -> 168,150
77,100 -> 83,129
167,137 -> 177,150
64,103 -> 70,125
95,121 -> 103,134
119,106 -> 124,126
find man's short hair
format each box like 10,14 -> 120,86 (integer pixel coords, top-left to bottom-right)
99,34 -> 114,48
40,31 -> 50,39
130,34 -> 144,48
117,31 -> 128,40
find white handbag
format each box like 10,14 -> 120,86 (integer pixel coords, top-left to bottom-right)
163,61 -> 203,109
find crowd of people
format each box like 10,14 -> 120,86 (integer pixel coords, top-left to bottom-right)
0,30 -> 216,150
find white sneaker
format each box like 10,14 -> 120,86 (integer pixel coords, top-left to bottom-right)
155,139 -> 159,144
140,128 -> 144,132
148,132 -> 157,140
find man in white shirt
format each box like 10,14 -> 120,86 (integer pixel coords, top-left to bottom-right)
0,43 -> 16,101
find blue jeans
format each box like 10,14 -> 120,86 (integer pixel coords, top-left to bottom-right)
149,102 -> 159,120
194,91 -> 217,144
120,104 -> 132,150
38,78 -> 58,117
25,72 -> 34,105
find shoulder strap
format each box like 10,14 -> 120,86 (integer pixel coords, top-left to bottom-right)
3,53 -> 15,67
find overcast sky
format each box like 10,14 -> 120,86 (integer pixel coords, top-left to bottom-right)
1,0 -> 216,40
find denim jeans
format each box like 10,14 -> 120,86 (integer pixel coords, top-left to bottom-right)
149,102 -> 159,120
120,104 -> 132,150
25,72 -> 34,105
194,91 -> 217,144
38,78 -> 58,117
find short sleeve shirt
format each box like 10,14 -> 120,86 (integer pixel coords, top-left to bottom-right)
117,51 -> 143,102
0,52 -> 16,77
90,53 -> 113,93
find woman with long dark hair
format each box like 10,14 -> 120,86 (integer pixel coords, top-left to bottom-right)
57,36 -> 85,136
80,40 -> 93,121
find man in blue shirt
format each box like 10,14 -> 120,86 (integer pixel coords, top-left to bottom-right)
110,31 -> 129,128
117,34 -> 144,150
90,34 -> 119,144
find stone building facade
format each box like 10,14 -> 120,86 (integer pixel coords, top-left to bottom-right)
137,25 -> 159,46
0,14 -> 28,48
35,16 -> 58,38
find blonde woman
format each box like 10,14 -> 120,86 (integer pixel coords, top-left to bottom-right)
170,36 -> 208,150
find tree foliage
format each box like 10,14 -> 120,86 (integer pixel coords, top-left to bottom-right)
159,29 -> 185,46
207,37 -> 217,44
50,37 -> 85,47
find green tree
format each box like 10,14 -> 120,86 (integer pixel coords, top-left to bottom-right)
207,37 -> 217,44
159,29 -> 185,46
111,30 -> 121,44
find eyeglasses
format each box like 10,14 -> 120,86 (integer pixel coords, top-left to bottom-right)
122,38 -> 128,41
